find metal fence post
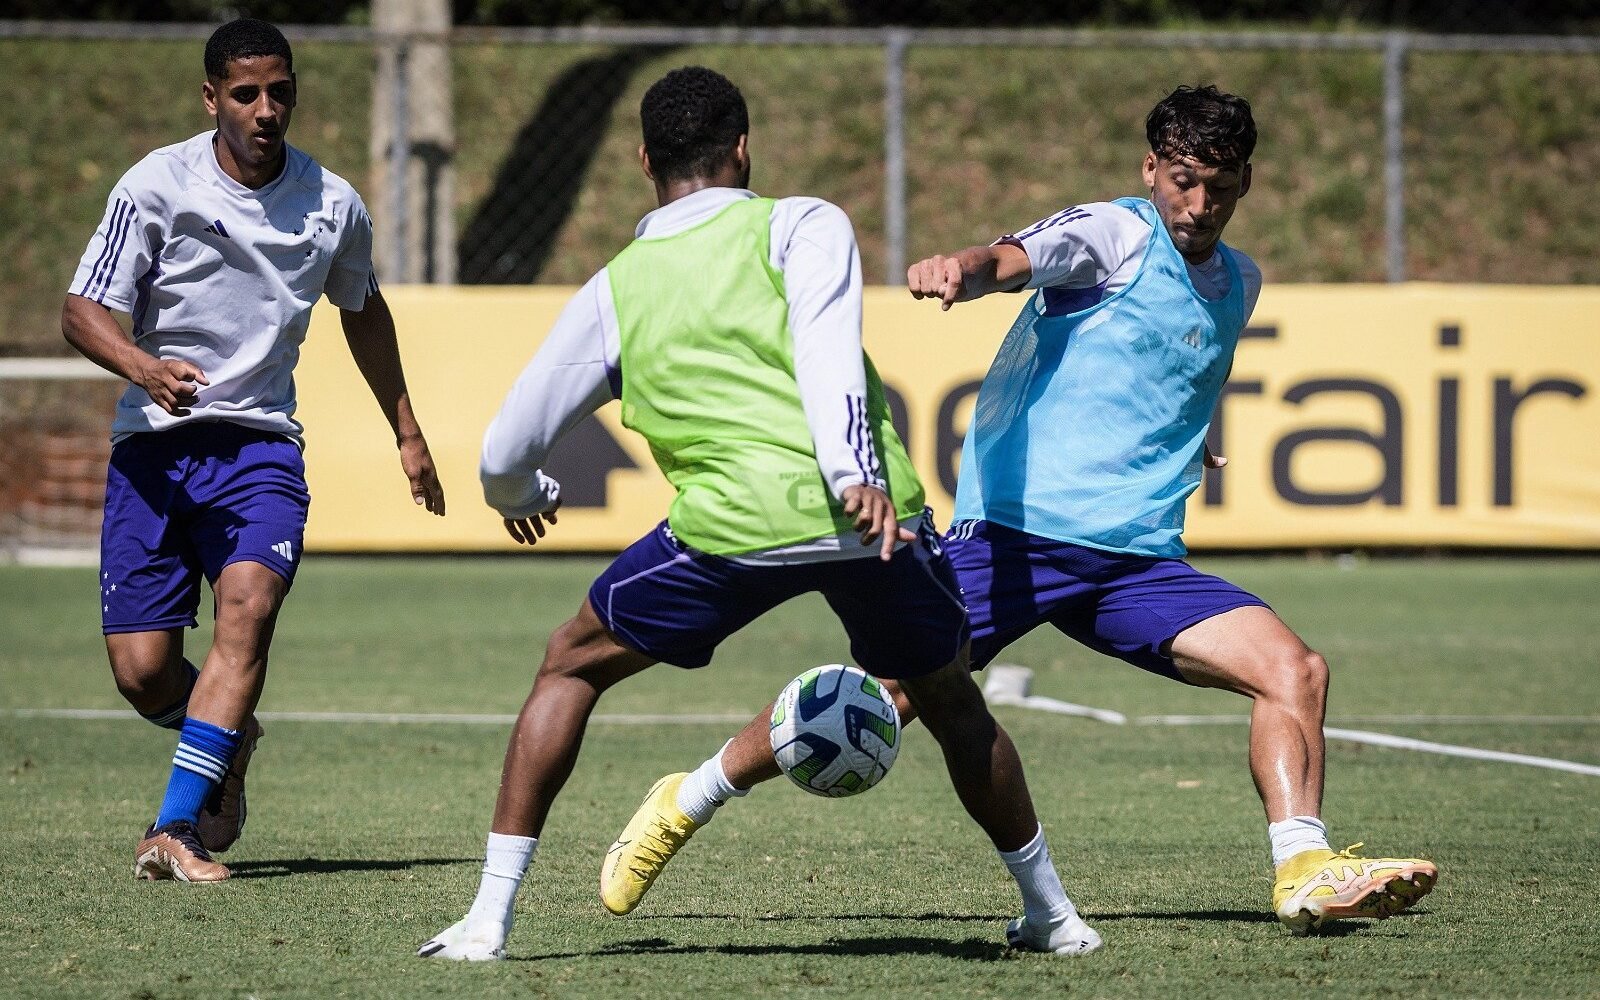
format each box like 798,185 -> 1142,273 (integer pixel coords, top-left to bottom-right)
389,39 -> 411,283
1384,31 -> 1408,283
884,28 -> 910,285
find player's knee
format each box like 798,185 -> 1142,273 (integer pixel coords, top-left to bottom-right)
1266,647 -> 1328,706
899,664 -> 990,737
109,654 -> 170,701
216,586 -> 280,630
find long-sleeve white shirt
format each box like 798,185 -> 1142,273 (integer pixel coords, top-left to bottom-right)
481,187 -> 914,563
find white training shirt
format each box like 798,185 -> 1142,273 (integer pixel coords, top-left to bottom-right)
481,186 -> 915,565
1000,201 -> 1262,317
69,131 -> 377,445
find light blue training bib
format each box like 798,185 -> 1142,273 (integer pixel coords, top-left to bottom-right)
952,197 -> 1246,557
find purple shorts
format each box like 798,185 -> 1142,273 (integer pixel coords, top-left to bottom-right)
946,519 -> 1269,682
100,422 -> 310,634
588,515 -> 968,679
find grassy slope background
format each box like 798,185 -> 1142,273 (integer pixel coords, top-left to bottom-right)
4,38 -> 1599,352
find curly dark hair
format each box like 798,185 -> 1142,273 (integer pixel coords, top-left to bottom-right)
1145,85 -> 1256,168
204,18 -> 293,80
640,66 -> 750,183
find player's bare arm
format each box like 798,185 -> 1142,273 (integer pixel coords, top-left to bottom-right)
62,293 -> 208,415
339,287 -> 446,515
906,241 -> 1032,310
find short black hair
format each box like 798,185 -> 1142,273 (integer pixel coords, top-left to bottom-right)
640,67 -> 749,183
1145,85 -> 1256,168
204,18 -> 293,80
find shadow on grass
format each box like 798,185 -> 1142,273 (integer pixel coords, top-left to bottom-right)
1089,909 -> 1278,924
625,907 -> 1427,940
227,856 -> 475,878
632,911 -> 1011,924
516,934 -> 1008,962
1091,908 -> 1431,937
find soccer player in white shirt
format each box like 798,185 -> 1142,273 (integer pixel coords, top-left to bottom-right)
62,18 -> 445,883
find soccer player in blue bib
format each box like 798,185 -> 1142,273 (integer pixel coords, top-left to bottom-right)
62,18 -> 445,882
904,85 -> 1436,935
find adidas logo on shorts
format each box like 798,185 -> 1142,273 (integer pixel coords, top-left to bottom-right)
272,541 -> 296,562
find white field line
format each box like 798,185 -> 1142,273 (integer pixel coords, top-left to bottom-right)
1137,714 -> 1600,726
6,707 -> 1597,777
1322,726 -> 1600,777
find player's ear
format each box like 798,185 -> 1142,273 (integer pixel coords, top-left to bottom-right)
1141,151 -> 1158,189
202,78 -> 218,117
639,144 -> 653,182
286,71 -> 298,109
1239,162 -> 1252,198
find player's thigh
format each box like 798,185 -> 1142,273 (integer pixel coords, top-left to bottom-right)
1167,605 -> 1325,700
189,429 -> 310,590
1054,556 -> 1270,684
100,434 -> 206,635
822,529 -> 969,680
587,522 -> 804,670
105,628 -> 187,691
537,597 -> 658,690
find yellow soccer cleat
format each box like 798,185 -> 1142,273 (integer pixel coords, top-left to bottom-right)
1273,843 -> 1437,935
600,773 -> 702,915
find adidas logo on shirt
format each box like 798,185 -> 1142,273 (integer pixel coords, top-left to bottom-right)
1182,327 -> 1205,349
272,540 -> 296,562
202,219 -> 231,239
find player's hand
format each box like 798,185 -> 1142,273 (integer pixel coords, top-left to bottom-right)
136,358 -> 208,415
907,254 -> 967,311
399,434 -> 446,516
1203,444 -> 1228,470
503,503 -> 559,546
842,484 -> 914,562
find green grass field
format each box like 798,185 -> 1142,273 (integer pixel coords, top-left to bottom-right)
2,556 -> 1598,998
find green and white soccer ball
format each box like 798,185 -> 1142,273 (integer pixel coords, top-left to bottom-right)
769,664 -> 901,797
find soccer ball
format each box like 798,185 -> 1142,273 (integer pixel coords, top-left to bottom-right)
769,664 -> 901,797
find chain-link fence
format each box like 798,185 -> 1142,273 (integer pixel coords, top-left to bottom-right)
1,15 -> 1598,553
4,19 -> 1598,344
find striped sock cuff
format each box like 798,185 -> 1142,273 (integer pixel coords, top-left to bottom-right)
145,702 -> 190,728
172,743 -> 230,782
170,718 -> 244,783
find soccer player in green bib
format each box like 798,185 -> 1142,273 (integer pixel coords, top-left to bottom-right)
419,67 -> 1099,960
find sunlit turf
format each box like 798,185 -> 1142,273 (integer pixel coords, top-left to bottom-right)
2,556 -> 1597,998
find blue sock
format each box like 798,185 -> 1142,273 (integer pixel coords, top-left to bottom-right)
154,718 -> 243,829
138,660 -> 199,730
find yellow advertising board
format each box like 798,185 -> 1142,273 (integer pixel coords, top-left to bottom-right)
296,284 -> 1600,551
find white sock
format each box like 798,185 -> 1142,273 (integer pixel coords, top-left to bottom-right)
1268,816 -> 1331,868
997,824 -> 1076,927
675,740 -> 749,825
465,832 -> 538,930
